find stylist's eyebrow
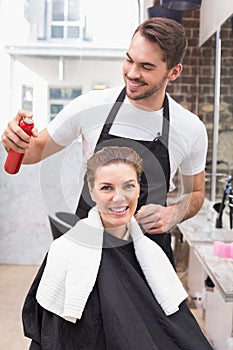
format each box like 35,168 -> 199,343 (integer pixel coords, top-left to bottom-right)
126,52 -> 156,68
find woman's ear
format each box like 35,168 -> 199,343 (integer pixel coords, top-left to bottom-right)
88,183 -> 96,203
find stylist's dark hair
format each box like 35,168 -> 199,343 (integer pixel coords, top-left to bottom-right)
86,146 -> 142,188
133,17 -> 187,70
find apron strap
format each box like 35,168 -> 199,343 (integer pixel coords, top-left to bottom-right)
96,87 -> 126,139
160,94 -> 170,148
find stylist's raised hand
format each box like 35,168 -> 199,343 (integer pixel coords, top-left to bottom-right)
135,203 -> 180,234
2,110 -> 38,153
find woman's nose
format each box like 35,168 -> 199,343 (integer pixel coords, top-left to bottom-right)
113,188 -> 125,201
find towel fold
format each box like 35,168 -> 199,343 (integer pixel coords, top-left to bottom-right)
36,207 -> 188,323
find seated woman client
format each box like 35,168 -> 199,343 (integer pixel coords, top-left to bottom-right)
22,146 -> 213,349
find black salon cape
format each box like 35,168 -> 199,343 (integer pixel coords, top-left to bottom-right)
22,233 -> 213,350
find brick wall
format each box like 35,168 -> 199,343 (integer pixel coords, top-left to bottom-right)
167,10 -> 233,156
164,9 -> 233,198
150,2 -> 233,199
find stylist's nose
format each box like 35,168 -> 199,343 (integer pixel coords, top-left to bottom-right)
127,64 -> 141,80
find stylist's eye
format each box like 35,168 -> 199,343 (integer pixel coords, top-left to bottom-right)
126,58 -> 133,63
125,54 -> 133,63
142,65 -> 153,71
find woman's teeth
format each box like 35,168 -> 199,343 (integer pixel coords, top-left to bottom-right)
109,207 -> 128,213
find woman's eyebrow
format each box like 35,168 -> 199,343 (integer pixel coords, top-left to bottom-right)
98,179 -> 136,186
98,182 -> 112,186
122,179 -> 137,186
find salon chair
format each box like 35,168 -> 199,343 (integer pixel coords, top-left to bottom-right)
48,211 -> 79,239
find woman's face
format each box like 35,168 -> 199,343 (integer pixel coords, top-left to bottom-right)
89,162 -> 140,231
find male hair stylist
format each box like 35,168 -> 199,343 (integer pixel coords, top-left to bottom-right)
2,17 -> 208,265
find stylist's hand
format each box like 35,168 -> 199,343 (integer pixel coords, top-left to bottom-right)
2,110 -> 38,153
135,204 -> 180,234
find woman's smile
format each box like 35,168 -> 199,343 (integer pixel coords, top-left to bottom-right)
108,206 -> 129,215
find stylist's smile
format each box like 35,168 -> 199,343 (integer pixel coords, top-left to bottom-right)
128,80 -> 146,90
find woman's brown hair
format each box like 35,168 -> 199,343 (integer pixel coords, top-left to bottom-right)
86,146 -> 142,188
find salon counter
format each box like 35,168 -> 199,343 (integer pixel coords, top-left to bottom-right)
194,243 -> 233,302
178,200 -> 233,350
178,201 -> 233,247
178,202 -> 233,300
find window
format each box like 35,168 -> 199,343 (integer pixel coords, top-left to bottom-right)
49,86 -> 82,120
48,0 -> 85,40
46,0 -> 140,46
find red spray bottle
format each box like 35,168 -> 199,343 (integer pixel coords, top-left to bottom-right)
4,117 -> 34,174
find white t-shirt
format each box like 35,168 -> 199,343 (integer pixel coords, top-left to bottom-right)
47,86 -> 208,191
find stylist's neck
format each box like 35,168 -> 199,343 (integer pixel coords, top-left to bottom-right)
129,92 -> 166,112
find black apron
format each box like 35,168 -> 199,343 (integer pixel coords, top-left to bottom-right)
76,87 -> 174,264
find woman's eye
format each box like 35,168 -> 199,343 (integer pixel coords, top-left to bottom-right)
124,183 -> 135,190
101,185 -> 112,191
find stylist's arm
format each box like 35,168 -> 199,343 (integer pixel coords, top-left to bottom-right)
2,109 -> 64,163
2,110 -> 37,153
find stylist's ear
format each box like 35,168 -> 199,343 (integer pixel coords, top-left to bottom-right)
168,63 -> 183,82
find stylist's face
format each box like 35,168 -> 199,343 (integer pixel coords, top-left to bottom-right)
89,162 -> 140,230
123,32 -> 170,106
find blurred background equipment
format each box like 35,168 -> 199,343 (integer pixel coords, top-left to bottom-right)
160,0 -> 202,11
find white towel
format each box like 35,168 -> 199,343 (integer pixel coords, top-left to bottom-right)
36,207 -> 188,323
